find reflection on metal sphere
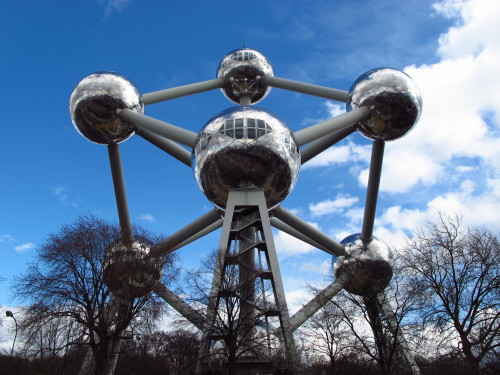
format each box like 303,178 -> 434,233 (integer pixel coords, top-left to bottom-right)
69,72 -> 143,145
347,68 -> 422,141
192,106 -> 300,210
334,234 -> 394,296
103,241 -> 161,298
217,48 -> 273,105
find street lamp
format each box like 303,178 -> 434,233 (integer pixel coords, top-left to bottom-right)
5,310 -> 18,356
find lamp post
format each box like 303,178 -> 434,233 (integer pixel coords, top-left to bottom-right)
5,310 -> 18,356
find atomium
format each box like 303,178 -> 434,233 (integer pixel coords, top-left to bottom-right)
69,72 -> 143,145
334,234 -> 394,296
70,47 -> 423,374
102,240 -> 162,298
217,47 -> 274,105
347,68 -> 422,141
192,106 -> 300,210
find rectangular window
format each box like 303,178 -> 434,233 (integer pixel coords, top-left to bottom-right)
247,128 -> 256,139
235,128 -> 244,139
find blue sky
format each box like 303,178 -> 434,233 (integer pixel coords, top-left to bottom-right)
1,0 -> 499,322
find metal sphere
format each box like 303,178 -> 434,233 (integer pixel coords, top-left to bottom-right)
217,48 -> 273,105
102,241 -> 161,298
334,234 -> 394,296
69,72 -> 143,145
192,106 -> 301,210
347,68 -> 422,141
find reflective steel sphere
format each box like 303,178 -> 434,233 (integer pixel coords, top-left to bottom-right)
334,234 -> 394,296
192,106 -> 300,210
347,68 -> 422,141
103,241 -> 161,298
217,48 -> 273,105
69,72 -> 143,144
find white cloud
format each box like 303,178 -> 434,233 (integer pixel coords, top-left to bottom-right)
100,0 -> 132,17
0,234 -> 14,243
274,231 -> 315,257
309,194 -> 359,217
299,260 -> 331,275
348,0 -> 500,196
139,213 -> 157,223
374,176 -> 500,249
14,242 -> 35,253
53,186 -> 79,208
434,0 -> 500,59
303,141 -> 370,169
273,222 -> 322,257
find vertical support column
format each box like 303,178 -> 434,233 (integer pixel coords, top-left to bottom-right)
107,143 -> 133,244
360,140 -> 385,244
197,189 -> 295,373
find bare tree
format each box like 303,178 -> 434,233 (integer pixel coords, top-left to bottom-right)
183,251 -> 281,375
308,258 -> 421,375
13,214 -> 177,375
401,214 -> 499,375
301,301 -> 356,374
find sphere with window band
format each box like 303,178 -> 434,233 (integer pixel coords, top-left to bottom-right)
217,48 -> 274,105
192,106 -> 300,210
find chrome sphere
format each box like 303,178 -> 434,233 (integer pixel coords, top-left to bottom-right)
102,241 -> 161,298
192,106 -> 300,210
334,234 -> 394,296
347,68 -> 422,141
69,72 -> 143,144
217,48 -> 273,105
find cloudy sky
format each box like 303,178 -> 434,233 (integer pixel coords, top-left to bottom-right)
1,0 -> 499,336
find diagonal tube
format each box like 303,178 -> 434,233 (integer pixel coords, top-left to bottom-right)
108,143 -> 133,244
294,107 -> 371,146
153,282 -> 205,331
288,279 -> 344,332
135,128 -> 192,167
273,206 -> 346,256
150,208 -> 221,257
300,124 -> 358,164
377,292 -> 421,374
143,78 -> 224,105
119,109 -> 198,148
264,76 -> 349,102
360,140 -> 385,243
170,219 -> 223,251
270,217 -> 331,255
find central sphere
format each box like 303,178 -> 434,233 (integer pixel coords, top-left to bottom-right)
192,106 -> 301,210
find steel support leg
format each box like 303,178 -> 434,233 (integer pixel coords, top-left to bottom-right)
108,143 -> 133,244
198,189 -> 295,373
360,140 -> 385,244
